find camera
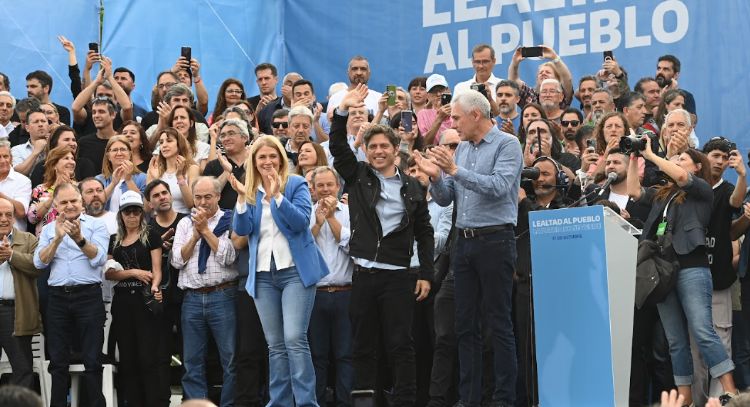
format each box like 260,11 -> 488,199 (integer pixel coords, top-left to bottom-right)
521,167 -> 540,181
470,83 -> 486,94
619,135 -> 648,155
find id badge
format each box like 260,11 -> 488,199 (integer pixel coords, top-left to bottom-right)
656,221 -> 667,237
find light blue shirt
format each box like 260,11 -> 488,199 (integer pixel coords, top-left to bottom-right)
410,196 -> 452,268
311,201 -> 354,286
353,167 -> 406,270
321,135 -> 367,168
0,233 -> 13,299
33,214 -> 109,286
431,126 -> 522,228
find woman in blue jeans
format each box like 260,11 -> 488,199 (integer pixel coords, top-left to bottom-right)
231,135 -> 329,407
627,112 -> 738,406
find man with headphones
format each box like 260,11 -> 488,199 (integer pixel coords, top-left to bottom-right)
514,155 -> 572,406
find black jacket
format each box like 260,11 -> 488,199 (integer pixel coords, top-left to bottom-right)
329,111 -> 435,280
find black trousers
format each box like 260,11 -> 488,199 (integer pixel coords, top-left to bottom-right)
350,269 -> 418,407
429,273 -> 458,406
111,288 -> 168,406
234,289 -> 268,407
0,303 -> 33,389
46,284 -> 105,407
513,280 -> 536,407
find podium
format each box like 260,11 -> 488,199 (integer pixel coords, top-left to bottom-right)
528,206 -> 639,407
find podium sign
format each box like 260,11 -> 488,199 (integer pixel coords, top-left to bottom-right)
529,206 -> 637,407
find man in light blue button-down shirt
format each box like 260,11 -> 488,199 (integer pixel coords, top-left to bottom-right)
414,89 -> 523,406
33,183 -> 110,407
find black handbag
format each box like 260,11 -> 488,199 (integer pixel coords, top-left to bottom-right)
634,193 -> 680,309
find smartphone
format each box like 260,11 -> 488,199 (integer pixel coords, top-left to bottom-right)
88,42 -> 99,53
586,139 -> 596,150
440,93 -> 452,106
521,46 -> 544,58
470,83 -> 486,94
351,390 -> 376,407
181,46 -> 192,76
603,50 -> 614,61
386,85 -> 397,106
401,110 -> 413,132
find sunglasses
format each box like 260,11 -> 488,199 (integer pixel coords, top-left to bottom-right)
122,207 -> 143,216
272,122 -> 289,129
560,120 -> 580,127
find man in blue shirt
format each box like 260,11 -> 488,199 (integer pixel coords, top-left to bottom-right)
33,182 -> 110,407
414,89 -> 523,407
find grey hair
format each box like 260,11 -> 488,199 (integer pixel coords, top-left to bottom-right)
665,108 -> 692,128
288,105 -> 314,123
593,88 -> 614,103
540,78 -> 563,93
452,90 -> 491,119
0,140 -> 11,150
192,176 -> 222,194
222,105 -> 249,123
328,82 -> 347,98
310,166 -> 341,186
0,91 -> 16,110
220,118 -> 250,139
164,83 -> 193,104
283,72 -> 302,83
396,86 -> 411,107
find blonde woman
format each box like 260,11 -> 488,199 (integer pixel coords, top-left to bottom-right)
230,135 -> 328,406
96,135 -> 147,212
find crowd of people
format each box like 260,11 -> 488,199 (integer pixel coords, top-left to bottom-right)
0,33 -> 748,407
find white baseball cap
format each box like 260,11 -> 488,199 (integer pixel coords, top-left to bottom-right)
119,190 -> 144,210
426,74 -> 449,93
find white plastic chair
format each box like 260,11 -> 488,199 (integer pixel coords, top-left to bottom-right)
0,333 -> 50,404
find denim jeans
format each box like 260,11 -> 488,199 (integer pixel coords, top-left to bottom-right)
309,289 -> 353,407
453,229 -> 517,406
734,276 -> 750,389
46,284 -> 106,407
254,266 -> 318,407
181,286 -> 237,407
657,267 -> 734,386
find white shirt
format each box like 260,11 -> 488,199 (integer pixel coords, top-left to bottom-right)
310,201 -> 353,286
11,142 -> 34,168
0,169 -> 31,231
608,190 -> 630,211
0,233 -> 13,299
1,122 -> 14,135
327,88 -> 383,116
161,172 -> 190,214
172,209 -> 238,289
454,72 -> 503,98
0,126 -> 6,140
152,140 -> 211,165
254,187 -> 294,272
94,211 -> 117,302
320,135 -> 367,168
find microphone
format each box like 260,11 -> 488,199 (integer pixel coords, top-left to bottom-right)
597,172 -> 618,196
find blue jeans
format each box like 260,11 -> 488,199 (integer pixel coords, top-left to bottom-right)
453,229 -> 517,406
181,286 -> 237,407
309,289 -> 353,407
255,266 -> 318,407
734,276 -> 750,389
657,267 -> 734,386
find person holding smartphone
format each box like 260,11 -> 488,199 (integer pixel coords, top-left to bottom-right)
507,44 -> 574,111
418,74 -> 453,145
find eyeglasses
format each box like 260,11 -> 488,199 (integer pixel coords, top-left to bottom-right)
226,89 -> 244,95
272,122 -> 289,129
108,147 -> 129,154
441,143 -> 459,150
560,120 -> 580,127
540,90 -> 561,95
472,59 -> 493,66
157,82 -> 177,90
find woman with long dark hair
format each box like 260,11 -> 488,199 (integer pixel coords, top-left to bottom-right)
211,78 -> 246,124
29,125 -> 97,187
105,190 -> 165,406
120,121 -> 152,174
627,109 -> 739,405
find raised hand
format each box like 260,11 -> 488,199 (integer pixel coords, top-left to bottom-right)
339,83 -> 369,111
228,173 -> 246,196
57,35 -> 75,53
411,150 -> 440,179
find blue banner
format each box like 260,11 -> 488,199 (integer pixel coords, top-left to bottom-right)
1,1 -> 748,151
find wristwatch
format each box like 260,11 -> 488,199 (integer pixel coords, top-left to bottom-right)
76,238 -> 86,248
